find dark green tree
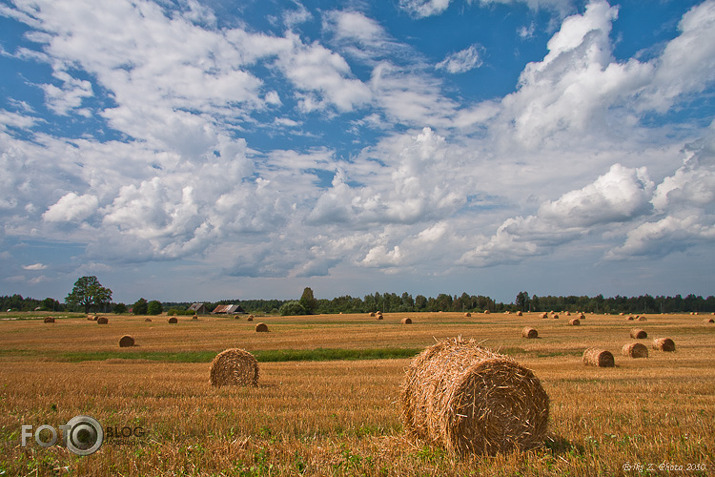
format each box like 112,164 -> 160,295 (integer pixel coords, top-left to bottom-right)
516,291 -> 530,311
147,300 -> 163,315
279,301 -> 306,316
132,298 -> 148,315
65,276 -> 113,313
299,287 -> 318,315
112,303 -> 127,314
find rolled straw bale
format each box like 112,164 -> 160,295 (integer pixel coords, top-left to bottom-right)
705,318 -> 714,324
626,315 -> 635,321
565,311 -> 571,316
43,317 -> 55,323
582,348 -> 614,367
119,335 -> 135,347
377,313 -> 384,320
568,318 -> 580,326
97,317 -> 108,324
255,322 -> 269,332
209,348 -> 258,387
630,328 -> 647,339
144,318 -> 152,322
483,310 -> 490,314
93,315 -> 99,321
168,317 -> 178,324
247,315 -> 254,322
652,338 -> 675,352
578,313 -> 586,319
637,316 -> 647,322
516,311 -> 523,316
621,343 -> 648,358
234,315 -> 241,320
521,327 -> 538,339
401,317 -> 412,324
540,312 -> 548,319
86,315 -> 94,321
369,312 -> 376,317
401,337 -> 549,456
552,314 -> 559,319
464,312 -> 471,318
192,315 -> 198,320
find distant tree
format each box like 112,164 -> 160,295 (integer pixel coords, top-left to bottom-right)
280,301 -> 306,316
147,300 -> 163,315
112,303 -> 127,314
65,276 -> 113,313
133,298 -> 148,315
516,291 -> 530,311
41,297 -> 60,311
299,287 -> 318,315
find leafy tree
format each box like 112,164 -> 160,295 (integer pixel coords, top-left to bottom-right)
516,291 -> 530,311
112,303 -> 127,314
65,276 -> 113,313
299,287 -> 318,315
147,300 -> 163,315
279,301 -> 306,316
132,298 -> 148,315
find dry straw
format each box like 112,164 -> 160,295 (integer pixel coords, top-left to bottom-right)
401,337 -> 549,456
119,335 -> 135,347
540,313 -> 548,319
377,313 -> 384,320
247,315 -> 254,322
552,314 -> 559,319
568,318 -> 580,326
626,316 -> 635,321
209,348 -> 259,387
43,317 -> 55,323
144,318 -> 152,322
255,322 -> 269,332
652,338 -> 675,352
369,312 -> 376,317
464,312 -> 472,318
630,328 -> 647,339
192,315 -> 198,320
637,316 -> 647,322
401,317 -> 413,324
582,348 -> 614,367
97,317 -> 108,325
168,317 -> 178,324
705,318 -> 715,324
522,327 -> 538,339
516,311 -> 523,316
578,313 -> 586,319
622,342 -> 648,358
483,310 -> 490,314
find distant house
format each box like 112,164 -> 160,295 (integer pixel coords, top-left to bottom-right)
188,303 -> 208,314
212,304 -> 245,314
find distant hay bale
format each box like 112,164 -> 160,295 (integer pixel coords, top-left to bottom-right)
43,317 -> 55,323
377,313 -> 384,320
86,315 -> 94,321
464,312 -> 471,318
192,315 -> 198,320
516,311 -> 523,316
119,335 -> 135,347
209,348 -> 259,387
630,328 -> 647,339
637,316 -> 647,322
255,322 -> 269,332
144,318 -> 152,322
93,315 -> 99,321
619,312 -> 625,316
578,313 -> 586,319
97,317 -> 108,325
401,317 -> 413,324
540,313 -> 548,319
504,311 -> 511,315
565,311 -> 571,316
621,342 -> 648,358
246,315 -> 254,322
401,337 -> 549,456
168,317 -> 178,324
568,318 -> 580,326
483,310 -> 490,314
234,315 -> 241,320
521,327 -> 538,339
552,314 -> 559,319
582,348 -> 614,367
626,316 -> 635,321
705,318 -> 714,324
652,338 -> 675,352
369,312 -> 376,317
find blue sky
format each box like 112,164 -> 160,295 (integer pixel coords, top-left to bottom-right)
0,0 -> 713,304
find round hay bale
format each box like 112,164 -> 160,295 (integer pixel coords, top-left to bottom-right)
552,314 -> 559,319
540,312 -> 548,319
637,316 -> 647,322
192,315 -> 198,320
516,311 -> 523,316
93,315 -> 99,321
86,315 -> 94,321
704,318 -> 714,324
119,335 -> 135,347
619,312 -> 625,316
464,312 -> 471,318
578,313 -> 586,319
401,337 -> 549,456
621,342 -> 648,358
43,317 -> 55,323
626,315 -> 635,321
483,309 -> 490,314
246,315 -> 254,322
504,311 -> 511,315
377,313 -> 384,320
369,312 -> 376,317
521,327 -> 538,339
582,348 -> 614,367
168,317 -> 178,324
568,318 -> 580,326
652,338 -> 675,352
209,348 -> 259,387
97,317 -> 108,325
630,328 -> 647,339
565,311 -> 571,316
144,318 -> 152,322
234,315 -> 241,320
401,317 -> 412,324
255,322 -> 269,332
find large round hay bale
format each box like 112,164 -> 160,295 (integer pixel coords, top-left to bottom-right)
565,311 -> 571,316
86,315 -> 94,321
621,342 -> 648,358
144,318 -> 152,322
552,314 -> 559,319
521,327 -> 538,339
705,318 -> 714,324
168,317 -> 178,324
516,311 -> 523,316
652,338 -> 675,352
43,317 -> 55,323
464,312 -> 471,318
246,315 -> 254,322
637,316 -> 647,322
119,335 -> 135,347
97,317 -> 108,325
93,315 -> 99,321
630,328 -> 647,339
578,313 -> 585,319
209,348 -> 259,387
401,317 -> 412,324
192,315 -> 198,320
401,337 -> 549,456
377,313 -> 384,320
483,309 -> 490,314
255,322 -> 269,332
582,348 -> 614,367
626,315 -> 635,321
369,312 -> 376,317
568,318 -> 580,326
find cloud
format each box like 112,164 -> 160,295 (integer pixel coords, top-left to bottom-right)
22,263 -> 47,271
43,192 -> 99,223
399,0 -> 452,18
436,45 -> 483,74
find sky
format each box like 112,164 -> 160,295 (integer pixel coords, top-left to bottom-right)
0,0 -> 714,304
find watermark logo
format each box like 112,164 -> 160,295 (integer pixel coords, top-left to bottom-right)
22,415 -> 104,456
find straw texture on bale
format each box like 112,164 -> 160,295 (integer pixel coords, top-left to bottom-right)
622,342 -> 648,358
97,317 -> 108,324
209,348 -> 259,387
552,314 -> 559,319
540,313 -> 548,319
246,315 -> 254,321
652,338 -> 675,352
377,314 -> 384,320
582,348 -> 614,367
483,310 -> 490,314
369,312 -> 376,317
637,316 -> 647,321
568,318 -> 580,326
43,317 -> 55,323
630,328 -> 647,339
168,317 -> 178,324
119,335 -> 135,347
255,322 -> 269,332
521,327 -> 538,339
627,316 -> 635,321
401,337 -> 549,456
93,315 -> 99,321
516,311 -> 523,316
578,313 -> 586,319
401,317 -> 412,324
464,312 -> 471,317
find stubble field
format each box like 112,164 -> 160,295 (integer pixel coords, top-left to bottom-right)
1,311 -> 713,476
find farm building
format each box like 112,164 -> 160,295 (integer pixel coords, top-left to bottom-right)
212,304 -> 246,314
188,303 -> 208,314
